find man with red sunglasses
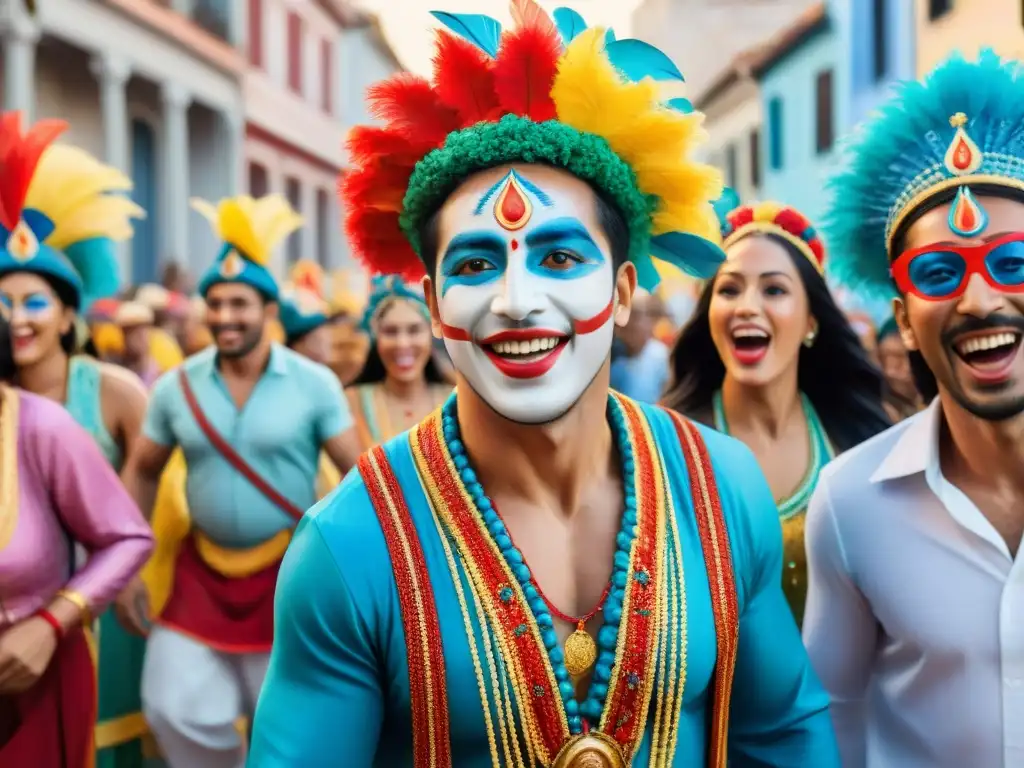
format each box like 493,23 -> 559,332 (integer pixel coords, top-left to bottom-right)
802,49 -> 1024,768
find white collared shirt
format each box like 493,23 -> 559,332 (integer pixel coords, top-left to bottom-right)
803,399 -> 1024,768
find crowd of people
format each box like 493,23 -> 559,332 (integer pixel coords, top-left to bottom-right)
2,2 -> 1024,767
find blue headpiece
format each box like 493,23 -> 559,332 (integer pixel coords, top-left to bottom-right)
711,186 -> 741,238
825,49 -> 1024,297
360,275 -> 430,338
0,112 -> 141,311
279,287 -> 329,344
192,195 -> 303,301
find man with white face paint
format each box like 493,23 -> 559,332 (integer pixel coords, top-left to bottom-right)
250,4 -> 839,766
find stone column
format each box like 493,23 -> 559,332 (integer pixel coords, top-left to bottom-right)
1,14 -> 40,118
91,53 -> 133,279
161,82 -> 191,271
221,109 -> 244,197
90,53 -> 131,172
300,179 -> 316,263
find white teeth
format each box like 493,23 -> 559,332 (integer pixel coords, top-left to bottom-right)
956,332 -> 1019,356
490,337 -> 561,356
732,328 -> 769,339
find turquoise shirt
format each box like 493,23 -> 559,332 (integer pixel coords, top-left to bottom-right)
65,356 -> 122,469
143,344 -> 350,548
249,401 -> 840,766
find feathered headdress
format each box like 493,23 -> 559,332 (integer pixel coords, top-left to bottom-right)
290,259 -> 325,299
340,1 -> 725,290
825,49 -> 1024,297
720,199 -> 826,273
360,274 -> 430,338
192,194 -> 303,300
279,285 -> 329,344
0,111 -> 143,309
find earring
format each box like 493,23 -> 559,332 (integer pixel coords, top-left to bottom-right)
803,330 -> 817,348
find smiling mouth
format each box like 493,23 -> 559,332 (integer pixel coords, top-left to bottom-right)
10,328 -> 34,349
730,327 -> 771,366
479,330 -> 569,379
953,330 -> 1022,383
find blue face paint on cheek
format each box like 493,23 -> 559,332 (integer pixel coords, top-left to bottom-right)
524,217 -> 608,281
439,231 -> 509,296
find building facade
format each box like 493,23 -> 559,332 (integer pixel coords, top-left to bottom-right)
916,0 -> 1022,75
754,0 -> 915,223
0,0 -> 246,286
244,0 -> 401,277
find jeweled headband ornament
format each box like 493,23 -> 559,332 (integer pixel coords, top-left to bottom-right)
359,275 -> 430,338
825,49 -> 1024,297
719,200 -> 826,273
339,0 -> 727,291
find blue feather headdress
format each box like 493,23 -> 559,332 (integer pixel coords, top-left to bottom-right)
360,275 -> 430,338
825,49 -> 1024,297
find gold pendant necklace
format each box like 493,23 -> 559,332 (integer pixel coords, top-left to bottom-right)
542,581 -> 612,678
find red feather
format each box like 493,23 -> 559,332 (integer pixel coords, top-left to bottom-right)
433,31 -> 501,127
493,24 -> 561,122
346,126 -> 432,166
808,238 -> 826,266
344,207 -> 425,280
774,207 -> 810,236
367,74 -> 460,146
340,162 -> 414,214
729,207 -> 754,230
0,112 -> 67,231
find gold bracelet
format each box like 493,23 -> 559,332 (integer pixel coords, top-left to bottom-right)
56,588 -> 92,626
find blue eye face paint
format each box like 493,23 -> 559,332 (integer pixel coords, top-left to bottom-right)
523,217 -> 607,281
22,293 -> 53,315
439,231 -> 508,296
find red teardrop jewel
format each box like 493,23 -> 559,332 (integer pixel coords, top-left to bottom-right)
953,137 -> 973,171
948,186 -> 987,237
493,173 -> 532,231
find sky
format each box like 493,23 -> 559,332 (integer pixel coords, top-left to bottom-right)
358,0 -> 644,77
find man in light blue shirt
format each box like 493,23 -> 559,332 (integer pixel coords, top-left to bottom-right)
117,194 -> 361,768
610,288 -> 671,403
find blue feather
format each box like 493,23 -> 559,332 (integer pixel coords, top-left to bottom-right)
649,232 -> 726,280
823,48 -> 1024,298
430,11 -> 501,57
666,97 -> 693,114
21,208 -> 55,242
63,237 -> 121,308
711,187 -> 741,230
633,253 -> 662,292
605,39 -> 684,82
553,7 -> 586,42
605,29 -> 616,44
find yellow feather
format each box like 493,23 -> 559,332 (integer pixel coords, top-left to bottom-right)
24,144 -> 142,249
552,26 -> 720,246
191,194 -> 302,267
47,197 -> 144,251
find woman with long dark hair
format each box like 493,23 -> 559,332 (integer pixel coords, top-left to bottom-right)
346,276 -> 451,449
663,199 -> 890,624
0,313 -> 153,767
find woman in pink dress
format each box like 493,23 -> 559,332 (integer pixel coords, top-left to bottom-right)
0,314 -> 154,767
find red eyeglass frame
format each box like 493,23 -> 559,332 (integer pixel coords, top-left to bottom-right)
890,231 -> 1024,301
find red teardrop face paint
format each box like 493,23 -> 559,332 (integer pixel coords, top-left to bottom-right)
493,172 -> 533,231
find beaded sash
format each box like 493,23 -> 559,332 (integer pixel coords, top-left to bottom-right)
361,399 -> 738,767
358,446 -> 452,768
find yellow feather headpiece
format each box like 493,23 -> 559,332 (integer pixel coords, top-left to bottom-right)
190,195 -> 303,267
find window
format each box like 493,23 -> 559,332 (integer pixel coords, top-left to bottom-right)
285,177 -> 301,263
248,0 -> 262,67
287,12 -> 303,94
872,0 -> 887,81
316,189 -> 330,266
768,97 -> 783,170
321,39 -> 333,114
724,143 -> 738,189
749,128 -> 761,189
815,69 -> 835,154
248,162 -> 268,198
928,0 -> 951,19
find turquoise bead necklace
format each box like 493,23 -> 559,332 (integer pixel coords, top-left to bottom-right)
712,389 -> 833,518
439,393 -> 640,735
